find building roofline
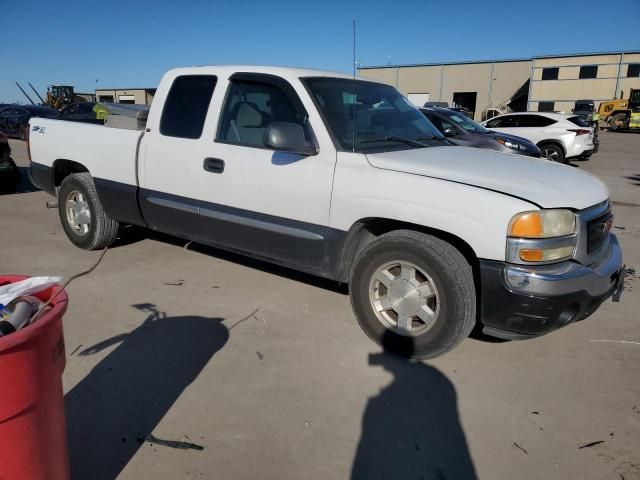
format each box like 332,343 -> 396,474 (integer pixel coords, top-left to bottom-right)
95,88 -> 157,92
359,49 -> 640,70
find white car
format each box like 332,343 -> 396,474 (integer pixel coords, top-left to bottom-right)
481,112 -> 595,163
27,66 -> 624,358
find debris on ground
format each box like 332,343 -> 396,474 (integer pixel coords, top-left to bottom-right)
513,442 -> 528,454
578,440 -> 605,449
164,280 -> 184,286
256,351 -> 264,360
136,433 -> 204,451
70,344 -> 83,356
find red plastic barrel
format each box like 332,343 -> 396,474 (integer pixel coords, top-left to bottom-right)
0,275 -> 69,480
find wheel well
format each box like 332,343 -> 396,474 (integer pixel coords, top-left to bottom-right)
52,159 -> 89,188
536,140 -> 565,155
337,218 -> 479,283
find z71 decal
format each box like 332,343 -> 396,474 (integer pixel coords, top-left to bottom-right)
31,125 -> 46,134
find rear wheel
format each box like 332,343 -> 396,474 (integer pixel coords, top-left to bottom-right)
58,173 -> 119,250
350,230 -> 476,359
539,143 -> 565,163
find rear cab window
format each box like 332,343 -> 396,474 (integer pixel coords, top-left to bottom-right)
160,75 -> 218,139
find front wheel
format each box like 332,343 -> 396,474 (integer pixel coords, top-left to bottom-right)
58,173 -> 119,250
350,230 -> 476,359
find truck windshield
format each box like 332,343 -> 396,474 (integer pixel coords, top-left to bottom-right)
302,77 -> 445,153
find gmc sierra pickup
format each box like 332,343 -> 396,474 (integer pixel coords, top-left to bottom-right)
28,66 -> 624,358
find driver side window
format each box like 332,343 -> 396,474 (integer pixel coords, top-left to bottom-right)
216,80 -> 310,148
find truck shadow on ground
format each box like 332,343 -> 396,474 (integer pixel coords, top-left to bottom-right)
352,332 -> 477,480
113,225 -> 348,294
64,303 -> 228,480
113,227 -> 504,345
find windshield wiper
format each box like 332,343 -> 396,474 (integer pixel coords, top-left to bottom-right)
416,135 -> 448,142
357,136 -> 429,147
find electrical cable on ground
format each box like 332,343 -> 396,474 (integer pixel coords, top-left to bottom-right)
29,247 -> 109,324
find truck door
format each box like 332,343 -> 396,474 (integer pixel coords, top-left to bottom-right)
195,73 -> 335,273
139,75 -> 218,242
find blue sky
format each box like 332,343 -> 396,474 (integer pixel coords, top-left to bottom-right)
1,0 -> 639,103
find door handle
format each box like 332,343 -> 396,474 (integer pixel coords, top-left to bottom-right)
203,157 -> 225,174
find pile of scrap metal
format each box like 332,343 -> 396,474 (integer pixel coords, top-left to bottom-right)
0,132 -> 20,193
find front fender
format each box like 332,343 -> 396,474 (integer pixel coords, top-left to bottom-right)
330,153 -> 537,261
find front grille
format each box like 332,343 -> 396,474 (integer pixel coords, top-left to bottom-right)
586,211 -> 613,254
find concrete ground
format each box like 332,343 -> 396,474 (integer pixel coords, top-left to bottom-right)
1,133 -> 639,480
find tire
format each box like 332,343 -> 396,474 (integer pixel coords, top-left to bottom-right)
58,173 -> 119,250
539,143 -> 565,163
350,230 -> 476,359
609,113 -> 626,132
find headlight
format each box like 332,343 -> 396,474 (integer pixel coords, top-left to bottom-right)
509,210 -> 576,238
496,137 -> 525,151
507,209 -> 577,264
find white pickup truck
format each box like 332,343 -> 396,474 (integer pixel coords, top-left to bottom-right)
28,66 -> 624,358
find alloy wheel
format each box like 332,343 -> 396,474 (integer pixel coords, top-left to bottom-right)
65,190 -> 91,235
369,260 -> 440,336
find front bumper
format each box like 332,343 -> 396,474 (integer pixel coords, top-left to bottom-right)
480,235 -> 624,339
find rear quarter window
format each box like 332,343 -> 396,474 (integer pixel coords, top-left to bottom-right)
160,75 -> 218,139
517,115 -> 557,127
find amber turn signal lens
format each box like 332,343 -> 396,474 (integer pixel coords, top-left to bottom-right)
519,249 -> 544,261
519,246 -> 574,262
510,213 -> 543,238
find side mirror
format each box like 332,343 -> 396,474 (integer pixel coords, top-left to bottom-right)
264,122 -> 317,156
443,127 -> 459,137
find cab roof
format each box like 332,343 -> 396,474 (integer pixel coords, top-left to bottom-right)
163,65 -> 375,82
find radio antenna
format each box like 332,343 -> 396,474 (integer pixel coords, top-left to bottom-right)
352,19 -> 356,78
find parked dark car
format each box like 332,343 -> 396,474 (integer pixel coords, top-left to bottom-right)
0,105 -> 59,139
421,107 -> 541,157
572,99 -> 594,123
58,102 -> 102,124
448,106 -> 473,118
424,101 -> 449,108
0,131 -> 20,192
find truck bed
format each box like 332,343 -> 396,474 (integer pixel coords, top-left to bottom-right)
29,117 -> 143,189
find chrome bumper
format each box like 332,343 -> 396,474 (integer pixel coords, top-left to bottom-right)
504,234 -> 623,297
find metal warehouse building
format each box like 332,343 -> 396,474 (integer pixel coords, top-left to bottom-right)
358,50 -> 640,121
94,88 -> 156,105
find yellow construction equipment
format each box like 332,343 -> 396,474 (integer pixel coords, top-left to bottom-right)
597,89 -> 640,131
46,85 -> 77,110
